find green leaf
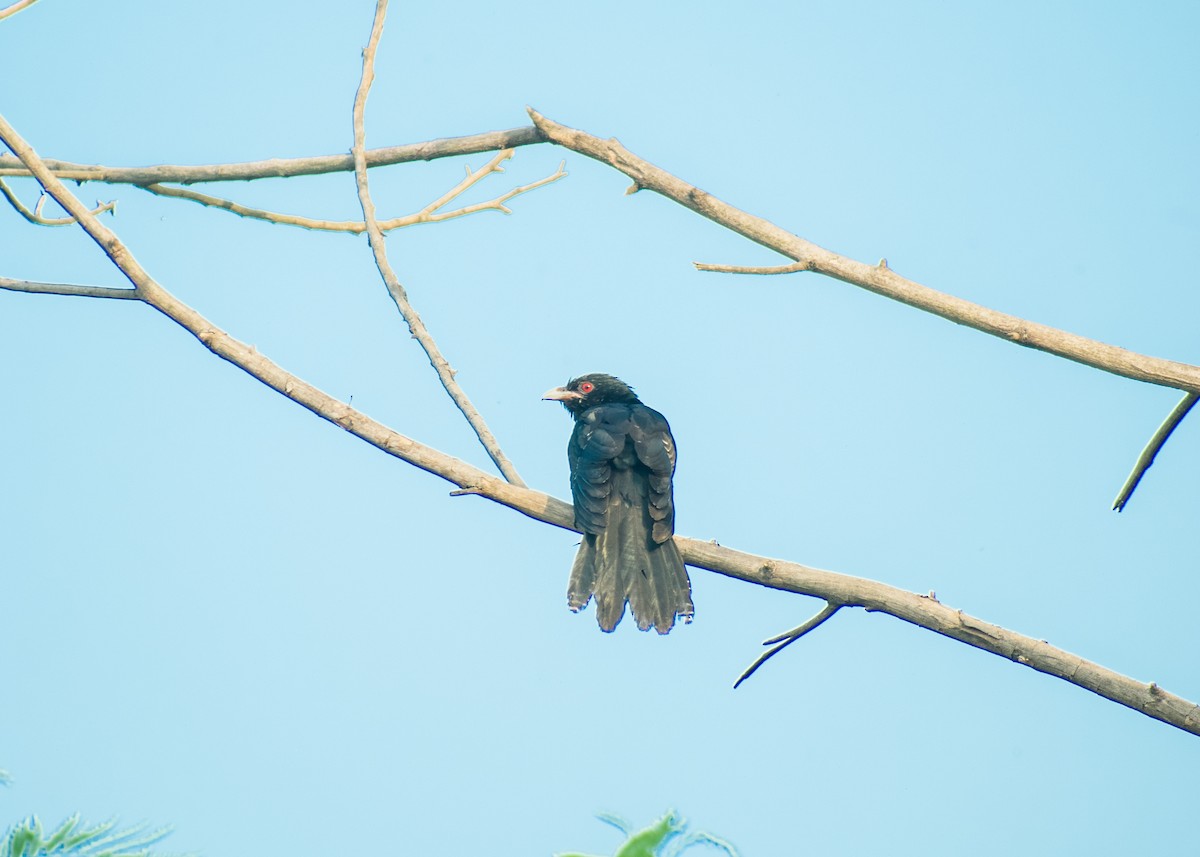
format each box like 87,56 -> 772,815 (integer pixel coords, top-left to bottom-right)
0,816 -> 177,857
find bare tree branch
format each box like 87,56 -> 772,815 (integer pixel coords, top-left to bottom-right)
138,150 -> 564,233
686,542 -> 1200,734
0,127 -> 544,184
2,108 -> 1197,737
415,148 -> 558,218
0,277 -> 137,300
693,261 -> 809,275
351,0 -> 524,487
528,108 -> 1200,397
0,0 -> 39,21
1112,392 -> 1200,512
0,178 -> 115,225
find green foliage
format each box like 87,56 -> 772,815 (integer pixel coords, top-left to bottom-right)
557,811 -> 740,857
0,816 -> 175,857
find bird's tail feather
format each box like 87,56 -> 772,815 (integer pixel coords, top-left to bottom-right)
568,506 -> 693,634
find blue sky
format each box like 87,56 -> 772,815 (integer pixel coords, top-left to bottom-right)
3,2 -> 1199,855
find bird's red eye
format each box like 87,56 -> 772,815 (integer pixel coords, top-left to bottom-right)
579,381 -> 595,394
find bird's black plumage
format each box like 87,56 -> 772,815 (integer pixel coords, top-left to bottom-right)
542,373 -> 693,634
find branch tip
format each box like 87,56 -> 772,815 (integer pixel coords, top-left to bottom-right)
694,261 -> 808,276
1112,392 -> 1198,512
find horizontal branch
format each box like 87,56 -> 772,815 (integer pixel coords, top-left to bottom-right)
0,126 -> 544,185
0,276 -> 138,300
529,109 -> 1200,396
693,261 -> 809,275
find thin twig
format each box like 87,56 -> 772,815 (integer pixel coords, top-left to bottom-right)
528,108 -> 1200,396
351,0 -> 524,487
1112,392 -> 1200,512
0,0 -> 38,20
693,261 -> 809,275
414,148 -> 567,219
0,127 -> 545,184
0,277 -> 138,300
4,110 -> 1199,737
423,149 -> 516,214
0,178 -> 115,224
137,151 -> 564,233
140,182 -> 362,230
733,603 -> 841,689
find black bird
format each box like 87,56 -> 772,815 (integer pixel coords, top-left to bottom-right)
542,373 -> 693,634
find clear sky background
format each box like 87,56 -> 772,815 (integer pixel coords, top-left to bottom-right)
3,2 -> 1199,855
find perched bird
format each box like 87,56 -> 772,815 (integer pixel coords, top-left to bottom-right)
542,373 -> 693,634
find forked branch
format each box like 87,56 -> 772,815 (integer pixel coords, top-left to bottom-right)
734,602 -> 841,689
137,150 -> 564,233
0,178 -> 115,225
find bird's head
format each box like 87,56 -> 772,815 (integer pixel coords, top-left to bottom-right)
541,373 -> 640,417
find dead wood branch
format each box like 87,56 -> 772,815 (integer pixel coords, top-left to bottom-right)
0,127 -> 544,184
2,109 -> 1196,738
528,108 -> 1200,396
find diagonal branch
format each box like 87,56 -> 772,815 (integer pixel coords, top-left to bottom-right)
351,0 -> 524,487
2,109 -> 1197,738
0,0 -> 39,20
1112,392 -> 1200,512
0,127 -> 545,184
527,108 -> 1200,396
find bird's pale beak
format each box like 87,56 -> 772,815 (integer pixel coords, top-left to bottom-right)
542,386 -> 583,402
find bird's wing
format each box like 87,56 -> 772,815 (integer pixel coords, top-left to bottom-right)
628,404 -> 677,543
568,405 -> 631,534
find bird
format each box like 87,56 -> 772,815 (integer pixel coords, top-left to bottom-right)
542,373 -> 693,634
